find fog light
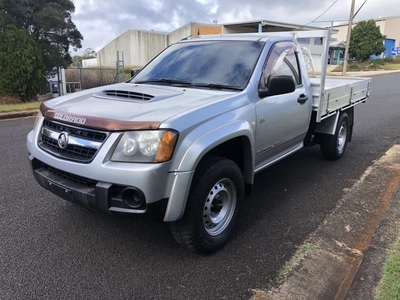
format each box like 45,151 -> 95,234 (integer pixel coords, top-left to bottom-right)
121,188 -> 145,209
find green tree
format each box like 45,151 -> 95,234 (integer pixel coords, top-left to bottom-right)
71,47 -> 97,67
349,20 -> 386,62
0,25 -> 46,101
82,48 -> 96,58
0,0 -> 4,27
1,0 -> 83,70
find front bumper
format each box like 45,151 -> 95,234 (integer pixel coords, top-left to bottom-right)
26,122 -> 188,220
30,157 -> 168,218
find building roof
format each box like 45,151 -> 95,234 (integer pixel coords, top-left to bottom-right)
331,15 -> 400,27
222,19 -> 323,30
181,34 -> 274,43
132,29 -> 169,35
329,41 -> 346,48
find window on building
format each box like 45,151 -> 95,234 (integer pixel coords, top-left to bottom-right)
314,37 -> 323,45
297,38 -> 311,44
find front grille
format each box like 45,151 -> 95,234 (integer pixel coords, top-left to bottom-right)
38,119 -> 108,163
41,134 -> 98,161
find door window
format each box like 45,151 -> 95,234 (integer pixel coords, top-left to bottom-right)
262,42 -> 301,86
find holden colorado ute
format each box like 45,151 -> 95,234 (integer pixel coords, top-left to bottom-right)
27,29 -> 372,253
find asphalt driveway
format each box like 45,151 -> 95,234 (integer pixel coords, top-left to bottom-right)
1,73 -> 400,299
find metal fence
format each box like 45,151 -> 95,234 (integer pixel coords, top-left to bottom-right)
65,68 -> 130,93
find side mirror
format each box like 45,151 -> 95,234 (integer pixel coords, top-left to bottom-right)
130,68 -> 141,77
259,75 -> 296,98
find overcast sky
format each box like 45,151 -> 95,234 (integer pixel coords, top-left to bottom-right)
71,0 -> 399,54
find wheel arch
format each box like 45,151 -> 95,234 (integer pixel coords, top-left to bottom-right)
177,122 -> 255,185
314,107 -> 354,139
164,121 -> 254,222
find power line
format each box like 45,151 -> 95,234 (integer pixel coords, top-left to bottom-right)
353,0 -> 368,20
312,20 -> 349,23
306,0 -> 341,25
313,0 -> 368,25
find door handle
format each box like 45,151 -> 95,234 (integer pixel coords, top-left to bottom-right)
298,94 -> 308,104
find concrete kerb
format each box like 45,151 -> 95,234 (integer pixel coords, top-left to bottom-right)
251,145 -> 400,300
327,70 -> 400,77
0,110 -> 38,121
346,185 -> 400,299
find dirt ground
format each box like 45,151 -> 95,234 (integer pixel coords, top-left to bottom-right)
0,94 -> 53,105
0,95 -> 22,105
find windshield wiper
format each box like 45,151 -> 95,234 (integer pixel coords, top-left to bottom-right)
135,78 -> 192,85
135,79 -> 243,91
192,83 -> 243,91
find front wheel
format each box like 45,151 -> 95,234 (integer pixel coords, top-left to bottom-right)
170,156 -> 244,253
320,112 -> 350,160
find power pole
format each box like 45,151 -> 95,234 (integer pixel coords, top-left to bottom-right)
342,0 -> 356,76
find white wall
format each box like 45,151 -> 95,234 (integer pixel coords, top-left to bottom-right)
97,29 -> 132,68
130,30 -> 167,66
298,41 -> 325,73
168,23 -> 193,45
97,30 -> 167,68
384,18 -> 400,47
82,58 -> 97,68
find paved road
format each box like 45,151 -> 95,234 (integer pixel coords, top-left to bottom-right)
1,73 -> 400,299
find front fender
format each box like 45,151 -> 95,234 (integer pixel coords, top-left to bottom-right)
164,121 -> 254,222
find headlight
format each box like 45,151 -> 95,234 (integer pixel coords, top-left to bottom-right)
111,130 -> 178,163
33,111 -> 42,130
138,131 -> 160,156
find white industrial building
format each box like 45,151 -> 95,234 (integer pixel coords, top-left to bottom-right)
82,58 -> 98,68
97,29 -> 169,68
96,20 -> 322,68
96,23 -> 223,68
95,16 -> 400,70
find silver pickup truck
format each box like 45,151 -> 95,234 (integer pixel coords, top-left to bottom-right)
27,29 -> 371,253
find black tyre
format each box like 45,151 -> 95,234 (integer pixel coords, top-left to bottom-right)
320,112 -> 350,160
171,156 -> 244,253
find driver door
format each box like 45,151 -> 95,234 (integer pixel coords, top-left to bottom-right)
255,42 -> 311,170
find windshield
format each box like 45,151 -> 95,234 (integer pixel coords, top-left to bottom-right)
132,41 -> 264,90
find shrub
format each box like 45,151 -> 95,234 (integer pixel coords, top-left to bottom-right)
370,59 -> 385,65
383,57 -> 395,63
348,64 -> 361,71
367,63 -> 381,70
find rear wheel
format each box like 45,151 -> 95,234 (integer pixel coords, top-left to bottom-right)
320,112 -> 350,160
171,156 -> 244,253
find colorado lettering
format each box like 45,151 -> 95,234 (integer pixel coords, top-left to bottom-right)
54,113 -> 86,125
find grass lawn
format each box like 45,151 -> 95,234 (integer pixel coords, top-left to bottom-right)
382,63 -> 400,70
375,237 -> 400,300
332,59 -> 400,72
0,101 -> 41,113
